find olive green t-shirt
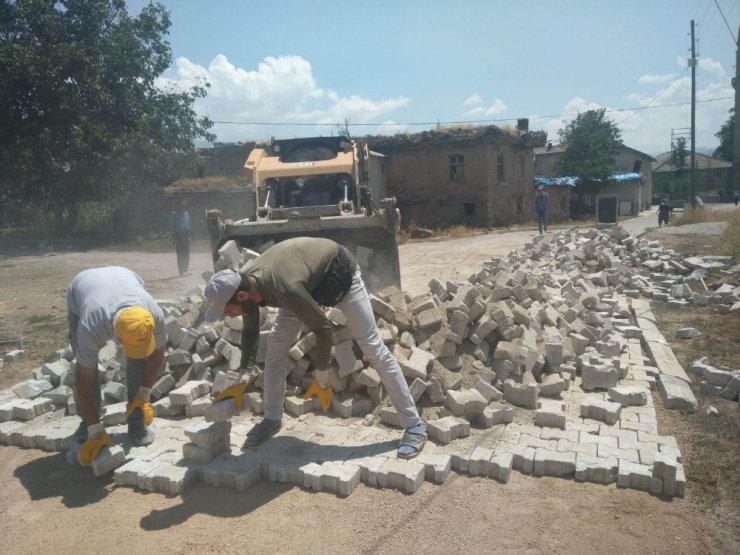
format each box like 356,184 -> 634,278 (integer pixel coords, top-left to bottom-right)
240,237 -> 348,370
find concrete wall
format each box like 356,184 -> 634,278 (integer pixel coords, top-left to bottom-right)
613,149 -> 653,210
116,188 -> 255,240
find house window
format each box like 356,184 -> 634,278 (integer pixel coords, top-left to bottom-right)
516,194 -> 523,213
518,155 -> 525,179
497,155 -> 505,182
463,200 -> 475,217
449,154 -> 465,181
632,159 -> 642,173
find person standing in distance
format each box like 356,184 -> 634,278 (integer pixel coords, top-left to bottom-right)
67,266 -> 167,464
202,237 -> 427,459
657,198 -> 671,227
534,186 -> 549,235
171,199 -> 191,276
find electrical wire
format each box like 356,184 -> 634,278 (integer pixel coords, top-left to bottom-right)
208,95 -> 733,128
713,0 -> 738,45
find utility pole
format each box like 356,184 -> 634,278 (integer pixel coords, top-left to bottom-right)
690,20 -> 696,208
733,24 -> 740,199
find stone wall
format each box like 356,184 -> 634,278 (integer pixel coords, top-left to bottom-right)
382,141 -> 565,229
116,188 -> 255,240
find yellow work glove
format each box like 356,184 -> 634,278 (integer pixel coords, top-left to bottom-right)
125,387 -> 154,426
211,382 -> 247,411
78,423 -> 113,465
303,369 -> 333,412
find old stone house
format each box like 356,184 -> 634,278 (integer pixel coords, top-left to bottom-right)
535,143 -> 655,216
652,151 -> 733,198
369,125 -> 547,229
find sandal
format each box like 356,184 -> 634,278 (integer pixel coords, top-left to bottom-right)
243,418 -> 282,448
397,424 -> 427,460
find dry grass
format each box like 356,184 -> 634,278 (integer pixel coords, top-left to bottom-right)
672,206 -> 735,226
652,304 -> 740,515
716,209 -> 740,258
166,175 -> 245,191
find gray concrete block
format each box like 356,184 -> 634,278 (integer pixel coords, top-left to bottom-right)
91,445 -> 126,476
473,402 -> 513,428
468,446 -> 494,476
580,399 -> 622,425
574,454 -> 618,484
503,379 -> 539,409
169,380 -> 211,406
489,452 -> 514,483
617,459 -> 653,491
535,399 -> 566,429
205,398 -> 236,422
426,416 -> 470,444
415,452 -> 452,483
12,379 -> 53,399
377,458 -> 426,493
331,395 -> 373,418
199,457 -> 262,493
533,449 -> 575,476
581,361 -> 619,391
114,458 -> 159,487
608,385 -> 648,406
302,461 -> 361,497
184,421 -> 231,450
444,388 -> 487,417
657,375 -> 698,412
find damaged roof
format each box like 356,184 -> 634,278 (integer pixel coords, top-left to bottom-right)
368,124 -> 547,151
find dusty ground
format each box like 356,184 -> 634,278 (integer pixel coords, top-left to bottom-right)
0,225 -> 730,554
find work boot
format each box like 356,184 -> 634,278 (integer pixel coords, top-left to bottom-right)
243,418 -> 281,448
128,422 -> 155,446
72,421 -> 88,443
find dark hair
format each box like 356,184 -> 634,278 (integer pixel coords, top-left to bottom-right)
227,275 -> 256,305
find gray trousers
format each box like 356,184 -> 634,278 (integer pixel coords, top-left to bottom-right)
537,210 -> 548,234
68,312 -> 145,427
262,270 -> 422,429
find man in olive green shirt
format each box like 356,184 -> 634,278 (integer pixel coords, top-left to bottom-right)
204,237 -> 426,459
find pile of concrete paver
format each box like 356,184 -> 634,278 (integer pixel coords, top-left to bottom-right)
1,228 -> 738,498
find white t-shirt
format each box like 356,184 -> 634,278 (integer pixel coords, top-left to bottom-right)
67,267 -> 166,368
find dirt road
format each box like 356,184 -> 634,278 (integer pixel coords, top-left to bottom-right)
0,230 -> 722,554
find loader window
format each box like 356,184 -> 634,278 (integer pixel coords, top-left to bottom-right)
449,155 -> 465,181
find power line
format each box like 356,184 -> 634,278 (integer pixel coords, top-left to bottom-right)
713,0 -> 738,45
209,96 -> 733,128
616,67 -> 690,125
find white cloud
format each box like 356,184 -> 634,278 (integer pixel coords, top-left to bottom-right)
464,97 -> 507,118
698,57 -> 726,77
638,73 -> 677,84
462,94 -> 483,107
530,61 -> 732,156
156,54 -> 409,142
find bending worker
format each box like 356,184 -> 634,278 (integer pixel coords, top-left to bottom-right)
203,237 -> 427,459
67,267 -> 166,464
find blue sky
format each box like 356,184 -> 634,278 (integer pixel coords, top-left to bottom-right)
129,0 -> 739,155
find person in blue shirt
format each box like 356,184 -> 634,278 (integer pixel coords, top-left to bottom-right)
171,199 -> 191,276
534,186 -> 549,235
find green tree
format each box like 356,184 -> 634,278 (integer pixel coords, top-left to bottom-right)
555,109 -> 622,215
0,0 -> 214,231
671,136 -> 688,172
713,107 -> 734,161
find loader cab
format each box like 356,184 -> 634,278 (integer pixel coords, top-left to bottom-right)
255,136 -> 359,211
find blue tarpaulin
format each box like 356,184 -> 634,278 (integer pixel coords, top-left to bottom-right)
534,172 -> 642,188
